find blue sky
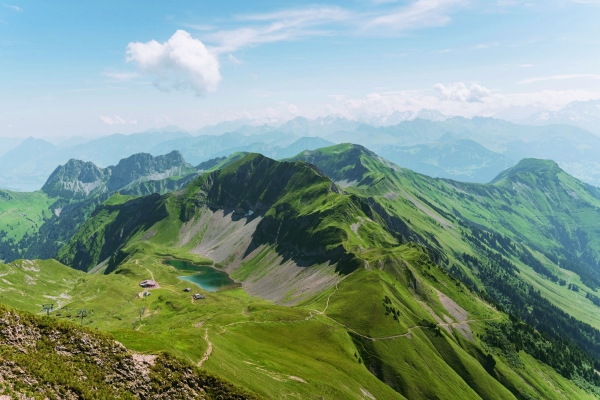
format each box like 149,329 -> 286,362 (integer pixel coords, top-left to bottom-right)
1,0 -> 599,137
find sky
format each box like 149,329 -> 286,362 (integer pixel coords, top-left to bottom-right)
1,0 -> 600,138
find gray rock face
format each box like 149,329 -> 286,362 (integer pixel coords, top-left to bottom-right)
106,151 -> 188,192
42,159 -> 107,199
41,151 -> 193,198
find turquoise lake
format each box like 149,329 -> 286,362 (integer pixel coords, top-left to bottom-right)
164,259 -> 241,292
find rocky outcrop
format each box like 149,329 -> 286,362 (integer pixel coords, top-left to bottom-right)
42,159 -> 106,199
41,151 -> 194,199
0,306 -> 257,399
106,151 -> 192,192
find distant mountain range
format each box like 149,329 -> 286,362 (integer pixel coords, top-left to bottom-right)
2,106 -> 600,190
522,99 -> 600,134
378,137 -> 514,183
0,133 -> 331,191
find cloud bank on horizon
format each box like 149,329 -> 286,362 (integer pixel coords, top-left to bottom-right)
1,0 -> 599,136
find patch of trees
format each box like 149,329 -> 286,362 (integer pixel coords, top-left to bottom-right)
519,247 -> 560,283
568,283 -> 580,292
482,317 -> 600,385
462,224 -> 563,283
586,292 -> 600,308
383,296 -> 401,322
461,224 -> 518,258
448,263 -> 478,290
559,256 -> 600,291
24,194 -> 111,261
413,193 -> 456,222
450,227 -> 600,389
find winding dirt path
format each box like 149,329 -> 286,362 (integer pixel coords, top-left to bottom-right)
146,268 -> 155,281
218,274 -> 502,343
197,329 -> 213,368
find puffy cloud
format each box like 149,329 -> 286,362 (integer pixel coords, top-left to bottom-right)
321,86 -> 600,122
100,116 -> 138,125
191,86 -> 600,129
126,30 -> 221,96
433,83 -> 491,103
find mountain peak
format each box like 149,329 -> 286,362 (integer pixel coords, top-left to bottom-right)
42,159 -> 106,198
106,151 -> 191,192
288,143 -> 397,187
491,158 -> 561,184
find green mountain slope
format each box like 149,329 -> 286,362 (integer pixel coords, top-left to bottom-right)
26,152 -> 599,398
0,251 -> 593,398
61,153 -> 397,277
0,151 -> 200,263
291,144 -> 600,362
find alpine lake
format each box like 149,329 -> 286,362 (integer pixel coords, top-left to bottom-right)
163,259 -> 241,292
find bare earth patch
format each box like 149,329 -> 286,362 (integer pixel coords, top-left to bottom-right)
436,289 -> 474,341
183,207 -> 339,305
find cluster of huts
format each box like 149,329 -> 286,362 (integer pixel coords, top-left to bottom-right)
139,280 -> 205,300
184,287 -> 205,300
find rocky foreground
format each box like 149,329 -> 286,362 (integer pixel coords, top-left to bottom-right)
0,305 -> 257,399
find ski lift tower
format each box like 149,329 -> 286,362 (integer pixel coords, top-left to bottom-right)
41,304 -> 54,316
76,309 -> 88,325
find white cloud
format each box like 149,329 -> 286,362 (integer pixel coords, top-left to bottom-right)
208,101 -> 305,126
182,24 -> 215,31
191,86 -> 600,129
3,4 -> 22,11
100,116 -> 138,125
126,30 -> 221,96
320,86 -> 600,122
433,83 -> 491,102
518,64 -> 534,68
365,0 -> 466,32
207,7 -> 350,54
518,74 -> 600,85
185,2 -> 468,54
236,6 -> 350,23
228,54 -> 242,65
6,124 -> 13,128
474,42 -> 499,49
102,71 -> 139,81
